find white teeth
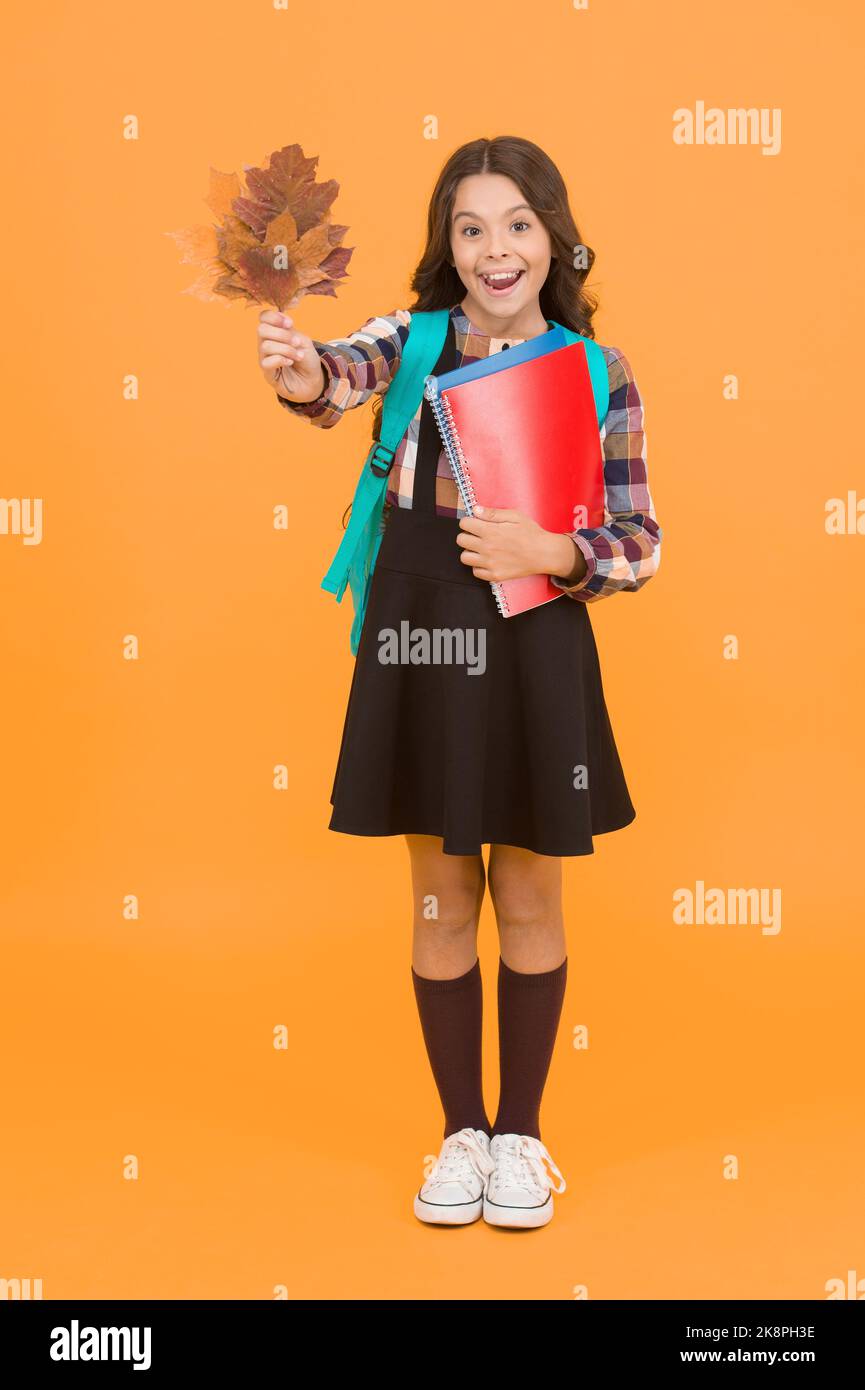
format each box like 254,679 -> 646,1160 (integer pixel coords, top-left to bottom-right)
482,270 -> 522,282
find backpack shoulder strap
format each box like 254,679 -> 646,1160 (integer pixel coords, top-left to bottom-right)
319,308 -> 450,607
379,308 -> 450,449
551,323 -> 610,427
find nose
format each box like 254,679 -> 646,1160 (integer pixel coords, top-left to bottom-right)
485,236 -> 512,258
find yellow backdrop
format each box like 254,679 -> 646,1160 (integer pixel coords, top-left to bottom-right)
2,0 -> 862,1300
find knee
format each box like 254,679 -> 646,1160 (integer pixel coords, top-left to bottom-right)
412,879 -> 484,942
488,866 -> 560,934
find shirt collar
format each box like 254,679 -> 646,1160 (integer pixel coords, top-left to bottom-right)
451,302 -> 529,346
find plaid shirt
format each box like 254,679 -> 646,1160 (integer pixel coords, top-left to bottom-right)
277,303 -> 662,602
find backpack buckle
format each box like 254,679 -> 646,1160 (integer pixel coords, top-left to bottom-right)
368,442 -> 395,477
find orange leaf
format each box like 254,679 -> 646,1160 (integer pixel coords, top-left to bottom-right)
180,266 -> 225,303
205,168 -> 244,220
262,208 -> 300,250
293,222 -> 334,264
164,225 -> 219,265
216,214 -> 261,270
296,265 -> 330,288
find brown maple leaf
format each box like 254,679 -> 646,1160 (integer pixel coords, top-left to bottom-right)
166,142 -> 353,310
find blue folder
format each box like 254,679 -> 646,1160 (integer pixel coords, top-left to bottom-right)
424,322 -> 566,398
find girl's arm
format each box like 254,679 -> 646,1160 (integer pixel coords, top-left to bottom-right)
550,346 -> 662,602
275,310 -> 411,428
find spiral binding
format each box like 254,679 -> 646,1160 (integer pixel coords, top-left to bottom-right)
423,376 -> 510,617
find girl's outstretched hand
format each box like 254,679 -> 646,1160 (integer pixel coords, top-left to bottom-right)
258,310 -> 326,403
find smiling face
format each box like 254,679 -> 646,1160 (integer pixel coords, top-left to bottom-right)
449,171 -> 553,338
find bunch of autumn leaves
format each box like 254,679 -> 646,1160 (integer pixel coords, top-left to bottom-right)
168,143 -> 353,312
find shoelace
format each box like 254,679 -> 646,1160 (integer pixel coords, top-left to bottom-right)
424,1128 -> 496,1194
490,1134 -> 567,1198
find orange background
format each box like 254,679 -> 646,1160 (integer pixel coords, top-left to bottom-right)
1,0 -> 863,1300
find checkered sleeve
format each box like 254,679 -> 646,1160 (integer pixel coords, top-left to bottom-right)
550,345 -> 662,602
275,309 -> 411,427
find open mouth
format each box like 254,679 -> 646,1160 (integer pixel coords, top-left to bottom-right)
478,268 -> 525,296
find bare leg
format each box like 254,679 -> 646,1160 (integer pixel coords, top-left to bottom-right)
406,833 -> 486,976
487,843 -> 565,971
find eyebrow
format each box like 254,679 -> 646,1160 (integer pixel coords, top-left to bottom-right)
452,203 -> 533,223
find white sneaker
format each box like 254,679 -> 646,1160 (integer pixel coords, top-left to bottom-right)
414,1127 -> 496,1225
483,1133 -> 566,1228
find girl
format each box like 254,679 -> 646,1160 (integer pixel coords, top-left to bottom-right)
258,136 -> 662,1230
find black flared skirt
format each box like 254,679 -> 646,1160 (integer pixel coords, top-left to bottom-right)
327,505 -> 636,857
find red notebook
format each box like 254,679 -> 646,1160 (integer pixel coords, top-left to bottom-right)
424,340 -> 605,616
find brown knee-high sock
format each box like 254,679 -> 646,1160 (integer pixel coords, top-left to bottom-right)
411,957 -> 491,1140
491,956 -> 568,1141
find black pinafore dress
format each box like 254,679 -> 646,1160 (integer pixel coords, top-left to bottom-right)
327,316 -> 636,857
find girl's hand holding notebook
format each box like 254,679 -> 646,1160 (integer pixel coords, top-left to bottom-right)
456,504 -> 586,586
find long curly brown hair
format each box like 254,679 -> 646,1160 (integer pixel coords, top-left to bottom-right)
345,135 -> 600,529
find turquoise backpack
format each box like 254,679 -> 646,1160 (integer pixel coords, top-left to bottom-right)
320,308 -> 610,655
